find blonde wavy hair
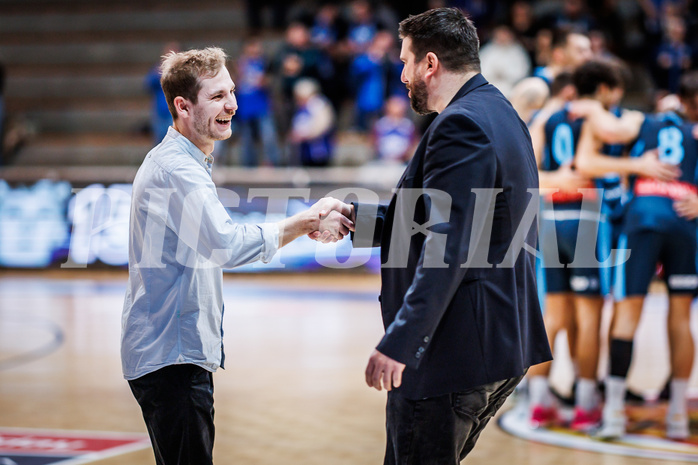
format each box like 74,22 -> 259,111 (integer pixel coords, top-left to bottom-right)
160,47 -> 228,120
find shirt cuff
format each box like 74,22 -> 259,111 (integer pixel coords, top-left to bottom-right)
259,223 -> 280,263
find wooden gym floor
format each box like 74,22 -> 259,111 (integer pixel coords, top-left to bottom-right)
0,269 -> 695,465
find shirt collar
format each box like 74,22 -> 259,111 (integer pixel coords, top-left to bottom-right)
166,126 -> 215,174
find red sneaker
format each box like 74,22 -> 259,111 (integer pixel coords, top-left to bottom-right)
529,405 -> 558,428
570,407 -> 602,432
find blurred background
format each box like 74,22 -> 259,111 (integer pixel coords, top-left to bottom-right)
0,0 -> 697,270
2,3 -> 698,464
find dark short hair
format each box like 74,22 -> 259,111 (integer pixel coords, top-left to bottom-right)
572,59 -> 622,97
551,28 -> 573,50
398,7 -> 480,73
679,71 -> 698,99
550,71 -> 574,97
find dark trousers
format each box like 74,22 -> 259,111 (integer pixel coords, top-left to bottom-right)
128,364 -> 215,465
384,374 -> 524,465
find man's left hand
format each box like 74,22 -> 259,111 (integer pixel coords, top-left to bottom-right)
365,349 -> 406,391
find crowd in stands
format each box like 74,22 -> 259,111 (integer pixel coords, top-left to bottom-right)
147,0 -> 697,168
0,58 -> 33,167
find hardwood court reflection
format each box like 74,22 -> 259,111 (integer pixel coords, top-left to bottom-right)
0,270 -> 694,465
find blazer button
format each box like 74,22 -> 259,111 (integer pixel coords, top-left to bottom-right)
417,347 -> 425,353
423,336 -> 430,343
415,352 -> 422,359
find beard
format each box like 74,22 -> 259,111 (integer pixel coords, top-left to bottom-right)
193,107 -> 231,142
408,76 -> 431,116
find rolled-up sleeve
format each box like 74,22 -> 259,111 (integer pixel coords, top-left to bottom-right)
258,222 -> 280,263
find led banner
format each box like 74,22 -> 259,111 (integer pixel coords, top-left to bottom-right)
0,180 -> 380,272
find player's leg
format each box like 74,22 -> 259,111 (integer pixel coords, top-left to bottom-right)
665,294 -> 694,438
528,215 -> 578,427
596,230 -> 658,439
570,294 -> 604,430
528,293 -> 574,427
661,228 -> 698,439
567,211 -> 610,431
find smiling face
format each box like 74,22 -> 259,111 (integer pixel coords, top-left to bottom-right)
187,66 -> 237,153
400,37 -> 431,115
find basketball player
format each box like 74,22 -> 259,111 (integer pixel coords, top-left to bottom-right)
595,72 -> 698,439
528,60 -> 675,431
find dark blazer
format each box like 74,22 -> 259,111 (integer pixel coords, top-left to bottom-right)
353,74 -> 552,400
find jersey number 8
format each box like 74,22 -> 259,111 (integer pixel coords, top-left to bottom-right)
657,126 -> 684,165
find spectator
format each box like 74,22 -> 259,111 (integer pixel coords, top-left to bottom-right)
310,3 -> 343,51
346,0 -> 383,54
310,3 -> 353,113
371,95 -> 416,164
272,22 -> 334,134
652,14 -> 692,94
480,25 -> 531,97
0,60 -> 5,165
234,37 -> 281,167
245,0 -> 288,32
289,78 -> 335,167
591,0 -> 626,57
350,30 -> 403,131
451,0 -> 497,38
543,0 -> 597,33
508,1 -> 540,67
589,29 -> 617,60
145,42 -> 179,145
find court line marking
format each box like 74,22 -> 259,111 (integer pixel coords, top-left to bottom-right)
0,317 -> 64,371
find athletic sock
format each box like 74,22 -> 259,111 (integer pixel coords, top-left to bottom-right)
576,378 -> 598,411
529,376 -> 552,407
609,338 -> 633,378
572,359 -> 580,379
668,378 -> 689,418
604,376 -> 627,413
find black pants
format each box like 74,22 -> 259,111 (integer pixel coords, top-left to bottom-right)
384,374 -> 524,465
128,364 -> 215,465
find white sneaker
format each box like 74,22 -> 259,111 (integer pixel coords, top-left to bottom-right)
666,413 -> 690,440
593,408 -> 626,440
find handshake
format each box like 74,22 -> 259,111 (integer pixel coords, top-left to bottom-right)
308,197 -> 356,243
276,197 -> 356,248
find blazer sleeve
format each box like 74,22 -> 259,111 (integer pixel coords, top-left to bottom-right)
350,202 -> 388,248
376,112 -> 498,369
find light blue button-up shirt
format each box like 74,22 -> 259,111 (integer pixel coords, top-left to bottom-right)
121,127 -> 279,380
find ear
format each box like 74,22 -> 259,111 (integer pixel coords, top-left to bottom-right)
424,52 -> 439,78
173,96 -> 190,119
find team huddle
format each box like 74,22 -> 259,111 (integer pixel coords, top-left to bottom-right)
515,30 -> 698,439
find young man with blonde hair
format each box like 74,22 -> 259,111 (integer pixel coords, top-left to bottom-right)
121,47 -> 352,465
